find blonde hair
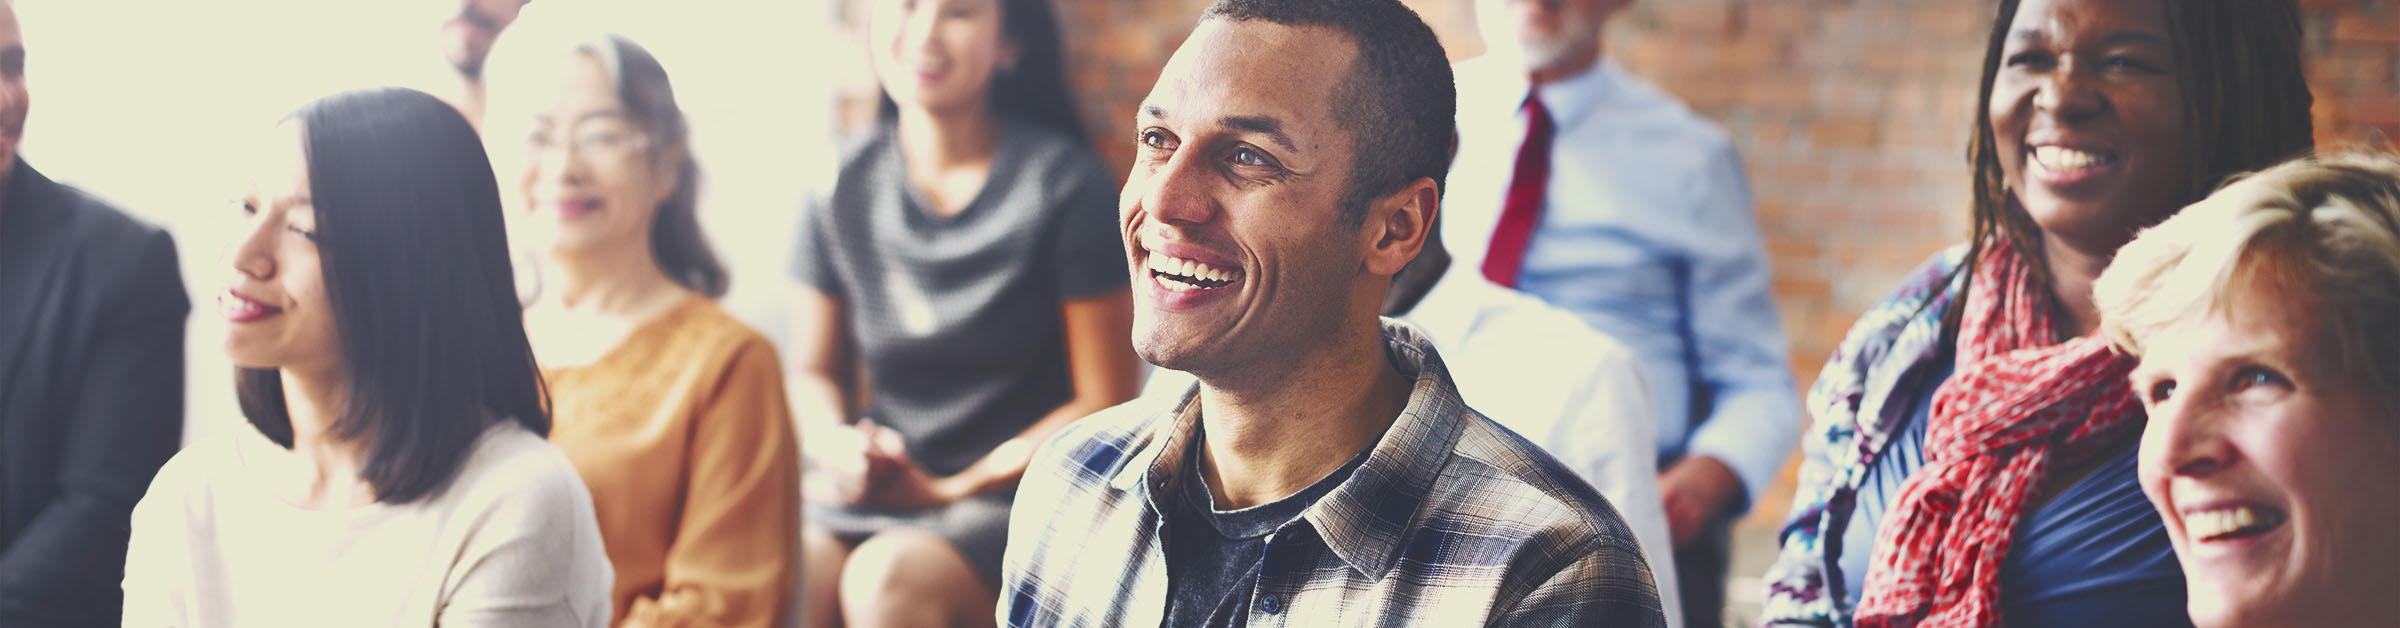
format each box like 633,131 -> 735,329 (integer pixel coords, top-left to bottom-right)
2097,152 -> 2400,411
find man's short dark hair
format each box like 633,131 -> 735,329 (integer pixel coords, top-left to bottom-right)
1203,0 -> 1456,227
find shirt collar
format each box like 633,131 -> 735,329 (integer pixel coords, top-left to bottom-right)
1302,319 -> 1470,580
1530,58 -> 1617,134
1397,267 -> 1505,353
1113,320 -> 1472,579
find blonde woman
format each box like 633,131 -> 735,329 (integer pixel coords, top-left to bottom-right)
2096,152 -> 2400,627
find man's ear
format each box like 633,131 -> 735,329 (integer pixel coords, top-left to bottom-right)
1362,177 -> 1439,277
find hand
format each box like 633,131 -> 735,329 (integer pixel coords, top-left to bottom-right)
860,457 -> 971,510
808,421 -> 901,505
1659,454 -> 1741,548
851,422 -> 968,509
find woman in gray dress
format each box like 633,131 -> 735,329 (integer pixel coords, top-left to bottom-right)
788,0 -> 1140,626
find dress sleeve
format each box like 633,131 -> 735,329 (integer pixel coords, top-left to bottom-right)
621,340 -> 802,628
1044,151 -> 1130,301
789,195 -> 846,298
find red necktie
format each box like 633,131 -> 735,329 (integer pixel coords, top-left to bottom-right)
1481,94 -> 1553,288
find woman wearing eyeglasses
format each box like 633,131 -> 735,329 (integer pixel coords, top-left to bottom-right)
478,22 -> 800,628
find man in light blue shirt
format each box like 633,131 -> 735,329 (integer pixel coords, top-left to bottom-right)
1446,2 -> 1802,625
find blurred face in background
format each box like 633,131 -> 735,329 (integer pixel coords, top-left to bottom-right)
870,0 -> 1017,117
2130,275 -> 2400,627
485,51 -> 677,261
1475,0 -> 1624,79
1989,0 -> 2189,255
0,2 -> 29,172
440,0 -> 531,78
222,124 -> 341,376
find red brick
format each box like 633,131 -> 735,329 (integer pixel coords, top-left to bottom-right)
1912,5 -> 1988,41
1748,3 -> 1814,36
1810,115 -> 1883,148
1746,77 -> 1814,111
2332,13 -> 2400,46
1717,38 -> 1783,73
1851,166 -> 1923,189
1675,80 -> 1741,110
1766,235 -> 1822,263
1861,43 -> 1912,77
1659,3 -> 1735,38
1772,277 -> 1833,312
2340,95 -> 2400,126
1777,162 -> 1835,187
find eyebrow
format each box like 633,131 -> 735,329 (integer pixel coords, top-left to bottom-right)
2009,28 -> 2170,49
535,109 -> 634,127
1141,105 -> 1302,153
2100,30 -> 2172,48
575,110 -> 634,125
1222,115 -> 1299,152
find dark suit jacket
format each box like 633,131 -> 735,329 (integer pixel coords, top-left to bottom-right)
0,158 -> 186,626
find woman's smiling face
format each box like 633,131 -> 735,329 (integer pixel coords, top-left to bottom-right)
2132,276 -> 2400,627
1989,0 -> 2190,255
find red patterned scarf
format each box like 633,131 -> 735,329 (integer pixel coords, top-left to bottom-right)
1854,238 -> 2144,628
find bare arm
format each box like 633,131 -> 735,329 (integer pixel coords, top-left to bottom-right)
790,283 -> 891,505
786,284 -> 855,439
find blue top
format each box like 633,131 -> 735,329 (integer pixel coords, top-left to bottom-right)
1836,357 -> 2192,626
1446,58 -> 1799,508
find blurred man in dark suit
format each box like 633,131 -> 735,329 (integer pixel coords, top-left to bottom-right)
0,3 -> 188,625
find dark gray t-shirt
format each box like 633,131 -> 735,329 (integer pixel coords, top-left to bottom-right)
1163,434 -> 1369,628
791,118 -> 1125,476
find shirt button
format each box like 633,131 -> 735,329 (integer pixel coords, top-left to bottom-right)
1259,593 -> 1283,615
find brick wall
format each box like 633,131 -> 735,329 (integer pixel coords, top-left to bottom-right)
832,0 -> 2399,522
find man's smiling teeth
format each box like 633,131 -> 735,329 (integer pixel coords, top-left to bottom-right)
1146,254 -> 1238,291
2031,146 -> 2113,173
1146,254 -> 1236,282
2183,505 -> 2285,541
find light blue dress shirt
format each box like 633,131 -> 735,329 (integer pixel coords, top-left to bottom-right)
1445,57 -> 1801,511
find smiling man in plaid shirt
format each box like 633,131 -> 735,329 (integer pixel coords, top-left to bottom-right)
995,1 -> 1664,626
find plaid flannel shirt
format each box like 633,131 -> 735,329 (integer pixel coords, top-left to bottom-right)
998,319 -> 1666,628
1758,245 -> 1967,626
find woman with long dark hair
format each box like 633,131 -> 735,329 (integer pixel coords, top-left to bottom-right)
788,0 -> 1139,625
478,20 -> 801,628
122,87 -> 612,627
1759,0 -> 2315,626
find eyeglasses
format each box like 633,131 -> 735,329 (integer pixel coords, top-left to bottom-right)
524,124 -> 651,162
